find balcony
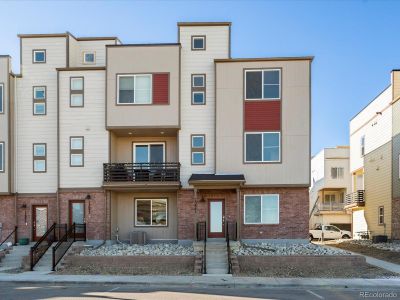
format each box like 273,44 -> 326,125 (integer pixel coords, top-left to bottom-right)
345,190 -> 365,208
318,202 -> 346,211
103,162 -> 180,191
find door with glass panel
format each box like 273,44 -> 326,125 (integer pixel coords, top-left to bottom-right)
32,205 -> 48,241
69,201 -> 85,238
208,200 -> 225,238
133,143 -> 165,181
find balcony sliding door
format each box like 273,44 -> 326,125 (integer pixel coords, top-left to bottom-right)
133,143 -> 165,163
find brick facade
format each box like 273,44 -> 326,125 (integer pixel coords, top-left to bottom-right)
0,195 -> 17,242
392,197 -> 400,240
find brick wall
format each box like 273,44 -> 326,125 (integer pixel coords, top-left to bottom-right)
392,198 -> 400,240
177,189 -> 195,240
59,190 -> 107,240
0,195 -> 16,242
240,187 -> 309,239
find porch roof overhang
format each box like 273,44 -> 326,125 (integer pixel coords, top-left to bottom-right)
188,174 -> 245,189
103,181 -> 181,192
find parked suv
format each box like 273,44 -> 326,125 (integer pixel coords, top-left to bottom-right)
310,225 -> 352,240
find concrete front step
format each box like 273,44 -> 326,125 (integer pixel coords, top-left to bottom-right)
206,268 -> 229,274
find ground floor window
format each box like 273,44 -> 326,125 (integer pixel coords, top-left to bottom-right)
244,194 -> 279,224
135,198 -> 167,226
378,206 -> 384,225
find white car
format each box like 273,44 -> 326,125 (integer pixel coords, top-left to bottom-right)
309,225 -> 352,240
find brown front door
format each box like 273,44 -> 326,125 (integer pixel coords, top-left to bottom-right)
32,205 -> 48,241
69,200 -> 86,238
208,199 -> 225,238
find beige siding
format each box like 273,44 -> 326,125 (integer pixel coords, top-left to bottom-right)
106,45 -> 180,128
215,60 -> 311,185
0,57 -> 10,192
16,37 -> 67,193
74,40 -> 113,67
392,71 -> 400,137
364,141 -> 392,237
59,70 -> 108,188
179,25 -> 230,186
111,192 -> 178,240
393,70 -> 400,103
68,36 -> 79,68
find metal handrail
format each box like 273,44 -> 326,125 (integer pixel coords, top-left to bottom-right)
0,226 -> 18,247
196,221 -> 207,274
52,223 -> 86,271
226,221 -> 237,274
103,162 -> 180,182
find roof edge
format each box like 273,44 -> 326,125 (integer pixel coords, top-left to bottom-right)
56,66 -> 106,71
178,22 -> 231,27
215,56 -> 314,63
106,43 -> 180,48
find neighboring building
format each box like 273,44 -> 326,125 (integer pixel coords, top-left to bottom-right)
347,70 -> 400,240
309,146 -> 352,231
0,22 -> 312,244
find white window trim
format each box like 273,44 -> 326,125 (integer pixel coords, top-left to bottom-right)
360,135 -> 365,157
0,142 -> 4,172
244,132 -> 281,163
191,152 -> 205,165
83,51 -> 96,64
117,74 -> 153,105
192,75 -> 205,87
33,50 -> 46,63
244,69 -> 281,100
192,91 -> 205,104
133,142 -> 166,163
191,135 -> 205,148
192,36 -> 205,50
0,83 -> 3,113
378,206 -> 384,225
33,86 -> 46,100
135,198 -> 168,227
243,194 -> 280,225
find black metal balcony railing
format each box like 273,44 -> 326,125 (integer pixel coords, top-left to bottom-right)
345,190 -> 365,206
103,162 -> 180,183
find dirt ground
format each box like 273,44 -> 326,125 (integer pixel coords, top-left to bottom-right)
330,242 -> 400,265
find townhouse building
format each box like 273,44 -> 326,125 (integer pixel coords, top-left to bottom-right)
310,146 -> 352,231
0,22 -> 312,244
347,70 -> 400,240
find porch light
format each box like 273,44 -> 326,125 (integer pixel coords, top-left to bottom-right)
85,194 -> 91,215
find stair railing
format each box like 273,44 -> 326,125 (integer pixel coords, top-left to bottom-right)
226,221 -> 237,274
0,226 -> 18,247
196,221 -> 207,274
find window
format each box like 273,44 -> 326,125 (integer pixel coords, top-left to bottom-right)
360,135 -> 365,157
0,142 -> 4,172
378,206 -> 384,225
191,135 -> 205,165
70,137 -> 84,167
0,83 -> 3,113
324,194 -> 336,204
133,143 -> 165,163
191,36 -> 205,50
33,86 -> 46,115
117,74 -> 152,104
244,194 -> 279,224
245,69 -> 281,100
70,77 -> 84,107
83,51 -> 95,64
191,74 -> 206,105
33,50 -> 46,63
33,143 -> 46,173
245,132 -> 280,162
331,167 -> 344,179
135,199 -> 167,226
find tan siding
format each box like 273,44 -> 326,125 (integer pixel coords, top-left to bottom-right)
364,141 -> 392,237
0,57 -> 10,192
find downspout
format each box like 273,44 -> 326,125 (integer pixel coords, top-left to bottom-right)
236,187 -> 240,240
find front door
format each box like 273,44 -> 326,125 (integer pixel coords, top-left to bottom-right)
32,205 -> 48,241
69,200 -> 86,238
208,199 -> 225,238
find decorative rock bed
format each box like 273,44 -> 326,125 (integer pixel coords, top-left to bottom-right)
80,243 -> 197,256
233,242 -> 351,256
342,240 -> 400,252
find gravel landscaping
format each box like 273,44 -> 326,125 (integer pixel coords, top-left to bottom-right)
343,240 -> 400,252
233,242 -> 351,256
80,243 -> 197,256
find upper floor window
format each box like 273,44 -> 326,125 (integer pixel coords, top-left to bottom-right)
360,135 -> 365,157
83,51 -> 95,64
133,143 -> 165,163
117,74 -> 152,104
33,86 -> 46,115
0,142 -> 4,172
245,69 -> 281,100
331,167 -> 344,179
70,77 -> 84,107
0,83 -> 3,113
191,135 -> 205,165
33,50 -> 46,63
244,194 -> 279,224
378,206 -> 384,225
70,137 -> 84,167
33,143 -> 46,173
191,36 -> 206,50
191,74 -> 206,105
245,132 -> 280,163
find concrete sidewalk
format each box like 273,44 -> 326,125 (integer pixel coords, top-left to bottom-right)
0,273 -> 399,288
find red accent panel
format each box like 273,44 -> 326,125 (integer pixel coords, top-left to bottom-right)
244,101 -> 281,131
152,73 -> 169,104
